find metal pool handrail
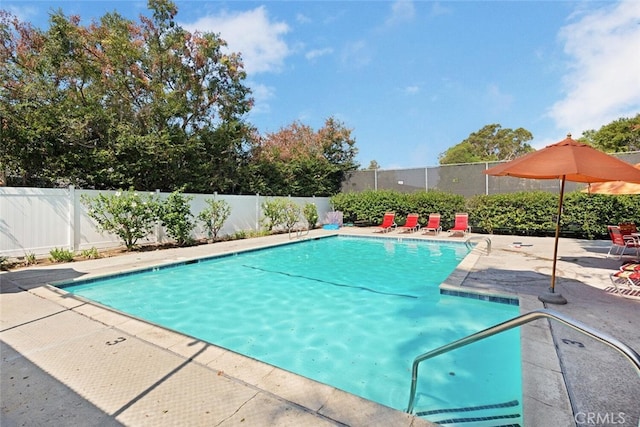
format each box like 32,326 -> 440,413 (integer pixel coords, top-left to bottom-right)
464,236 -> 491,254
288,226 -> 309,239
406,309 -> 640,414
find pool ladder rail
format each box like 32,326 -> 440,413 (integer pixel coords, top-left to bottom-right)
406,309 -> 640,419
465,236 -> 491,254
288,226 -> 309,239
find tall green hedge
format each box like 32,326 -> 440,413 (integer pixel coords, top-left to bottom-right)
331,190 -> 640,239
330,190 -> 465,228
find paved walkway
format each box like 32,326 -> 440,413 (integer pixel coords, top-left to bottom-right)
1,229 -> 639,426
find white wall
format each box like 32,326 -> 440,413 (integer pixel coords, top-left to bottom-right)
0,187 -> 332,257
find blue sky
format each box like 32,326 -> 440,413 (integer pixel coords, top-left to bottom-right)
4,1 -> 640,169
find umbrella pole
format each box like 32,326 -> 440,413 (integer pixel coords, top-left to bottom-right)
540,176 -> 568,305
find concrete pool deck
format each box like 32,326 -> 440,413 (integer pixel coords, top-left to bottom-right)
1,228 -> 639,426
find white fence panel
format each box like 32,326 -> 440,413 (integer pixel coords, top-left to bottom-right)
1,187 -> 71,255
1,187 -> 334,258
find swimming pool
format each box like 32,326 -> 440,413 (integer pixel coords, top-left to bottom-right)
60,235 -> 522,424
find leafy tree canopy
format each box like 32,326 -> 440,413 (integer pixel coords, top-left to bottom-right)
0,0 -> 253,190
439,124 -> 534,165
0,2 -> 360,196
364,160 -> 380,170
580,113 -> 640,153
251,117 -> 359,196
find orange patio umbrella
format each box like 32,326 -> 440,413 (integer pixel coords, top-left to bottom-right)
484,134 -> 640,304
583,163 -> 640,195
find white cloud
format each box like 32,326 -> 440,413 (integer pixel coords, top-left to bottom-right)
429,2 -> 452,18
340,40 -> 372,69
182,6 -> 290,75
485,84 -> 513,113
5,5 -> 39,22
386,0 -> 416,26
404,85 -> 420,95
548,0 -> 640,135
306,47 -> 333,61
247,82 -> 275,115
296,13 -> 311,24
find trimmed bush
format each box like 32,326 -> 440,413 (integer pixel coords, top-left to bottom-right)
81,189 -> 160,250
303,203 -> 319,229
49,248 -> 75,263
198,198 -> 231,241
158,189 -> 195,246
331,189 -> 465,229
331,189 -> 640,239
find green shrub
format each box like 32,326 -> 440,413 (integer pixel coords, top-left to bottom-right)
49,248 -> 75,263
80,247 -> 100,259
562,192 -> 640,239
232,230 -> 247,240
330,189 -> 408,224
0,256 -> 10,271
467,191 -> 640,239
261,198 -> 286,231
330,189 -> 640,239
24,252 -> 37,266
260,198 -> 303,232
158,188 -> 195,246
303,203 -> 319,229
467,191 -> 557,235
406,190 -> 467,229
246,229 -> 271,238
330,189 -> 465,228
82,189 -> 160,250
282,201 -> 302,232
198,198 -> 231,240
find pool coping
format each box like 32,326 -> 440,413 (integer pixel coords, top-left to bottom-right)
1,229 -> 572,426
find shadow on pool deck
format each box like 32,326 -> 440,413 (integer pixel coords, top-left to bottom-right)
1,228 -> 639,426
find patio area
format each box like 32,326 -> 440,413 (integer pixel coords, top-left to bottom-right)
1,228 -> 639,426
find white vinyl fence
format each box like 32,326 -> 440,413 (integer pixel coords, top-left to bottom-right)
0,187 -> 332,257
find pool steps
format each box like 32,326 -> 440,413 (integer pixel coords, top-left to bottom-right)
406,309 -> 640,423
415,398 -> 522,426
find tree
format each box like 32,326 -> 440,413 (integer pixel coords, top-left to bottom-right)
250,117 -> 359,196
189,120 -> 258,194
365,160 -> 380,170
318,117 -> 359,192
438,124 -> 534,165
580,114 -> 640,153
0,1 -> 253,190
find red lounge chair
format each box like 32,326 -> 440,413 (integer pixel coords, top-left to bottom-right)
397,213 -> 420,233
422,213 -> 442,235
606,225 -> 640,259
620,262 -> 640,271
448,213 -> 471,236
375,212 -> 397,233
610,268 -> 640,294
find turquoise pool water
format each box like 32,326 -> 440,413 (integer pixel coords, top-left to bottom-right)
60,236 -> 522,424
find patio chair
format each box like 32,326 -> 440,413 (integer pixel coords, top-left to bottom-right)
397,213 -> 420,233
610,268 -> 640,294
422,213 -> 442,235
620,262 -> 640,271
448,213 -> 471,237
606,225 -> 640,259
374,212 -> 397,233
